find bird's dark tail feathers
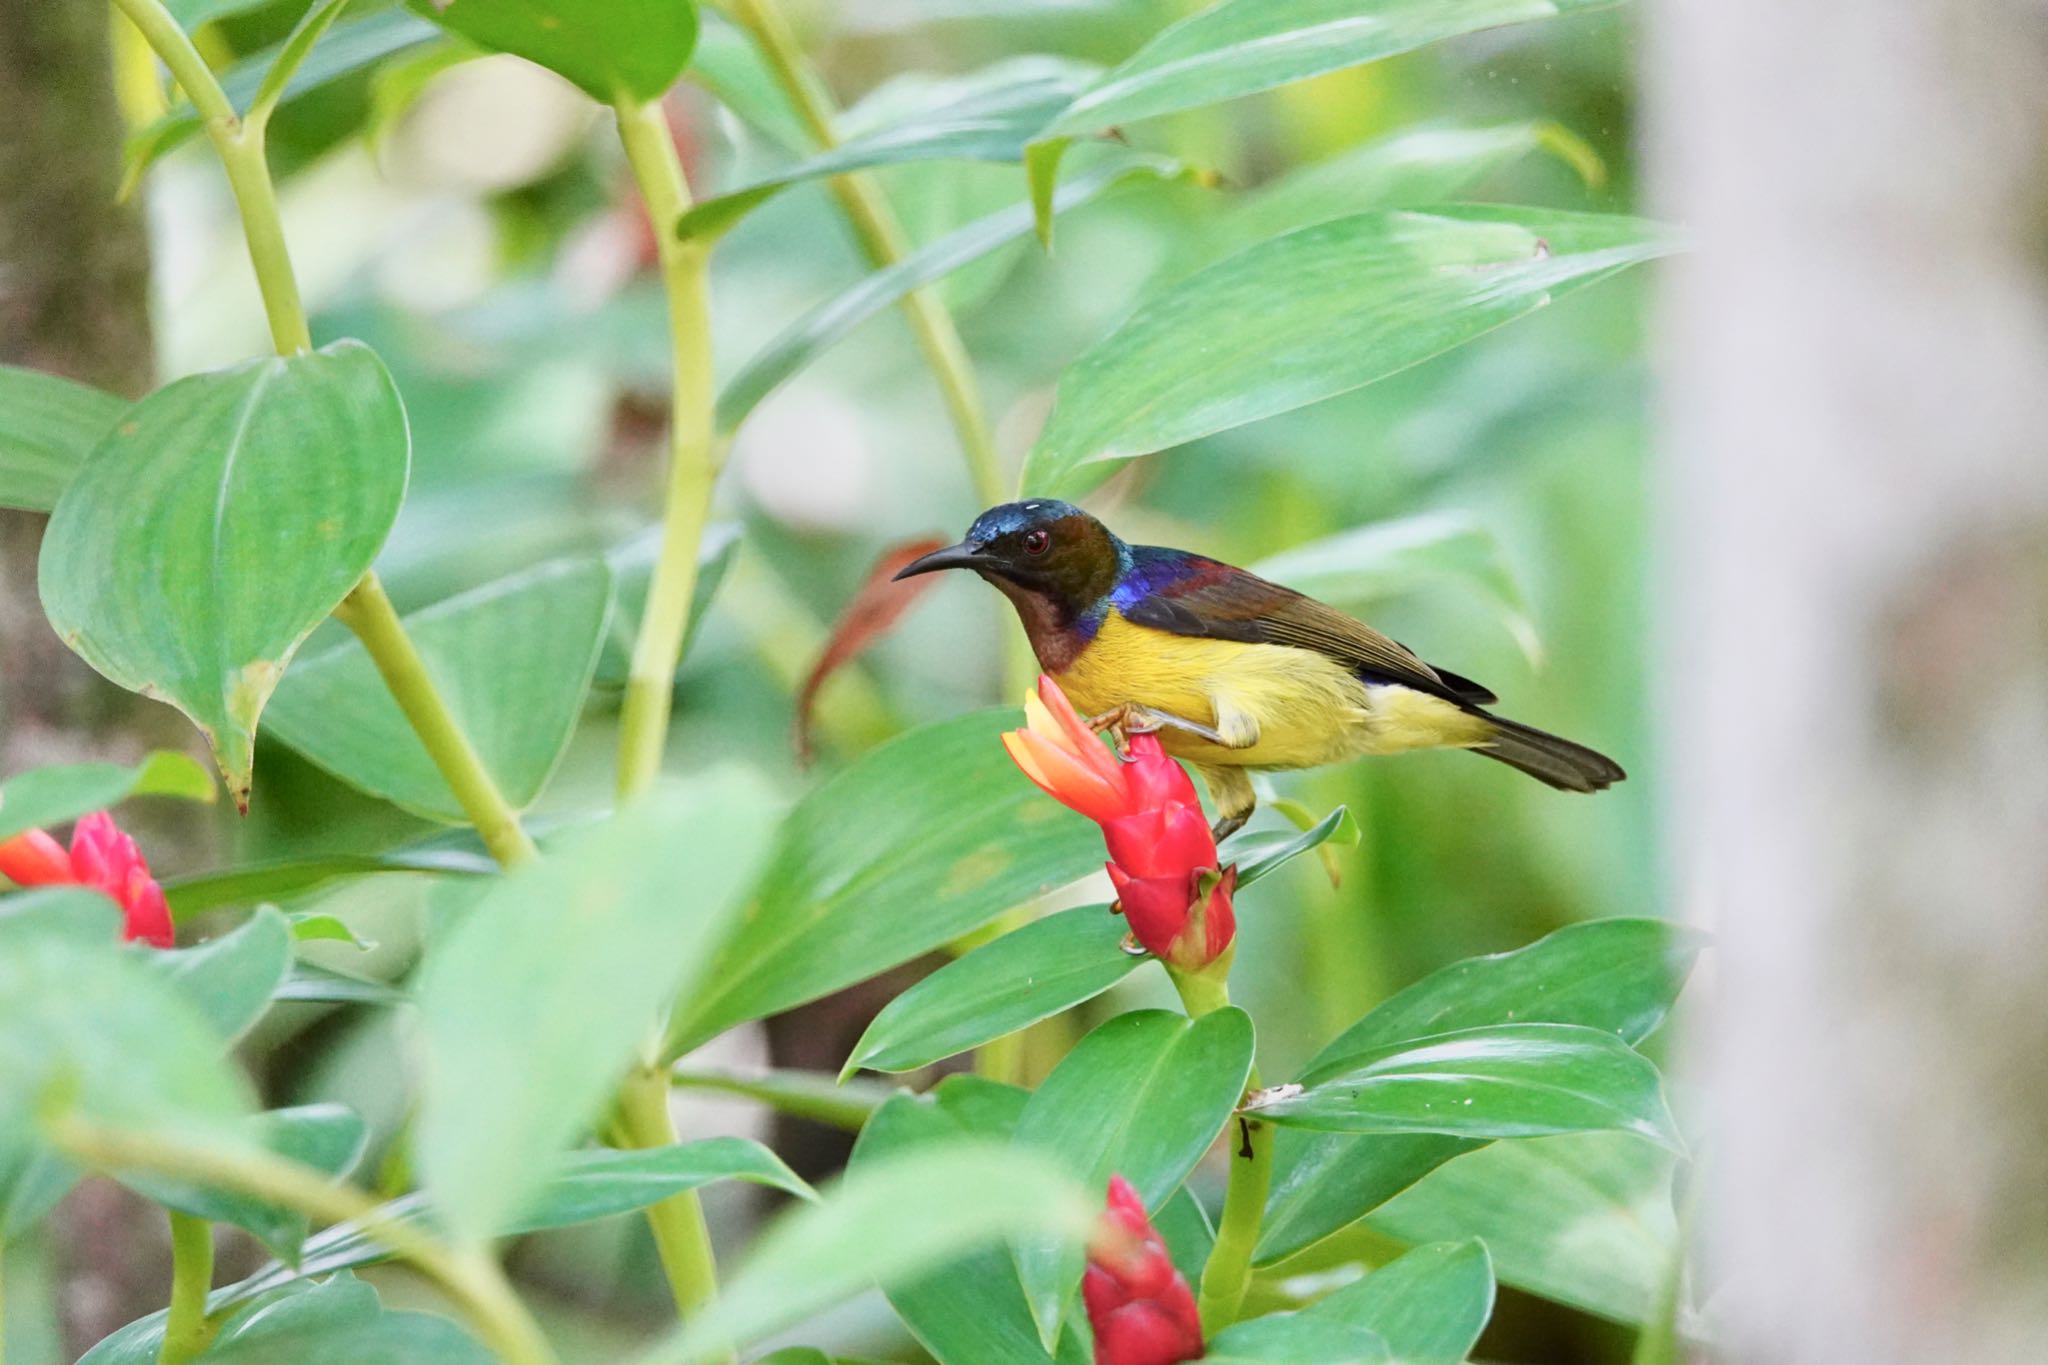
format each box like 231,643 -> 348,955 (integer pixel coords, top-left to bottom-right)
1473,714 -> 1626,792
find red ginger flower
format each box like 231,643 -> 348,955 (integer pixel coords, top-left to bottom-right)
1002,677 -> 1235,971
1083,1174 -> 1204,1365
0,812 -> 173,947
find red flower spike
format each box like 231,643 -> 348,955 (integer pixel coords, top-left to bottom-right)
1083,1175 -> 1204,1365
0,811 -> 173,948
1002,677 -> 1237,972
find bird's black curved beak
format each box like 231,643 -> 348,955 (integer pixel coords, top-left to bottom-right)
892,541 -> 984,580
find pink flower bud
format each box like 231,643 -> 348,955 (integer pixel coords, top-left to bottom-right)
1083,1174 -> 1204,1365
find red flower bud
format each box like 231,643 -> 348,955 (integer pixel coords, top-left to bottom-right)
0,811 -> 173,948
1003,677 -> 1237,971
1083,1174 -> 1204,1365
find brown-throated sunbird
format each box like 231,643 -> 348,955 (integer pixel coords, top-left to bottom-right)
896,500 -> 1624,839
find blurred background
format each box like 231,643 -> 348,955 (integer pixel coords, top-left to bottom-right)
4,0 -> 1702,1360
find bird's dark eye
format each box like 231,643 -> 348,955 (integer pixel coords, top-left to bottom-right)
1022,528 -> 1051,556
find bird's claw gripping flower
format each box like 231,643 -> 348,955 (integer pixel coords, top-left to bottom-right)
1083,1174 -> 1204,1365
1003,676 -> 1236,971
0,811 -> 173,947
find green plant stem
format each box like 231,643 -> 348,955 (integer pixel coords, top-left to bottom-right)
616,1065 -> 733,1364
1166,962 -> 1270,1334
722,0 -> 1006,509
113,0 -> 535,869
159,1211 -> 215,1365
612,95 -> 721,801
50,1116 -> 554,1365
332,577 -> 539,868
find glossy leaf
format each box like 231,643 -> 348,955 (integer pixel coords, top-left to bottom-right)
1203,1314 -> 1390,1364
844,905 -> 1142,1078
1367,1132 -> 1679,1326
1026,0 -> 1619,227
0,751 -> 213,844
646,1144 -> 1097,1364
715,157 -> 1180,434
1248,1022 -> 1678,1146
120,1104 -> 368,1264
1020,206 -> 1676,496
407,0 -> 698,102
415,779 -> 773,1245
851,1079 -> 1085,1365
265,557 -> 612,822
1250,513 -> 1537,662
679,58 -> 1098,240
670,1067 -> 900,1133
1258,917 -> 1699,1264
146,906 -> 293,1044
1012,1007 -> 1256,1345
663,712 -> 1102,1053
1232,804 -> 1357,890
1301,1239 -> 1494,1359
38,342 -> 409,804
0,366 -> 124,512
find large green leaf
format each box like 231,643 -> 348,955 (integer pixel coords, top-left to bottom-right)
1012,1008 -> 1256,1346
678,58 -> 1098,240
415,779 -> 774,1245
1202,1314 -> 1390,1364
1026,0 -> 1619,227
844,905 -> 1142,1078
851,1079 -> 1087,1365
120,1104 -> 367,1265
1367,1132 -> 1679,1326
715,157 -> 1180,434
663,712 -> 1102,1053
264,557 -> 612,822
1299,1239 -> 1494,1358
407,0 -> 698,102
1019,206 -> 1676,496
1248,1022 -> 1678,1147
38,342 -> 410,805
644,1144 -> 1097,1364
1258,918 -> 1699,1264
0,367 -> 124,512
0,752 -> 213,843
146,906 -> 293,1044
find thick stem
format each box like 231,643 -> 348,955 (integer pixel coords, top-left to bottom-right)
157,1212 -> 214,1365
612,96 -> 720,801
332,576 -> 538,868
1166,964 -> 1268,1334
50,1116 -> 554,1365
722,0 -> 1005,508
615,1065 -> 733,1364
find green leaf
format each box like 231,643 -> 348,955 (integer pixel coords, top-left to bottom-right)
0,367 -> 124,512
38,342 -> 409,805
81,1271 -> 492,1365
275,960 -> 407,1007
670,1067 -> 899,1133
1232,804 -> 1358,890
264,557 -> 612,822
645,1143 -> 1098,1364
286,912 -> 374,950
146,906 -> 293,1044
664,712 -> 1102,1054
596,523 -> 738,687
407,0 -> 698,102
167,0 -> 276,27
165,841 -> 497,919
1248,1022 -> 1678,1147
678,58 -> 1098,240
686,13 -> 808,151
715,157 -> 1180,434
1203,1314 -> 1390,1364
1300,1239 -> 1494,1359
850,1079 -> 1086,1365
1250,513 -> 1537,662
247,0 -> 357,122
844,905 -> 1143,1078
0,751 -> 213,843
1012,1007 -> 1256,1346
415,778 -> 774,1245
1025,0 -> 1619,228
1020,206 -> 1677,496
120,1104 -> 367,1264
1367,1132 -> 1679,1326
1258,917 -> 1699,1264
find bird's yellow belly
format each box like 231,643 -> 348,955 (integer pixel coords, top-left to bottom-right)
1051,612 -> 1491,771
